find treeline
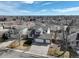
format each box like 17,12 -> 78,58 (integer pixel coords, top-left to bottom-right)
0,16 -> 79,25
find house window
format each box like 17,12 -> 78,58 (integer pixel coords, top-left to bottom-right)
76,33 -> 79,40
76,41 -> 79,47
68,42 -> 70,45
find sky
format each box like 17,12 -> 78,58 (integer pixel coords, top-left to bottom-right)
0,1 -> 79,15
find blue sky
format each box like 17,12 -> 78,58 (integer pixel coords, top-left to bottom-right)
0,1 -> 79,15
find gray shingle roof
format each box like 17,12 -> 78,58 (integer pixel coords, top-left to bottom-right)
37,34 -> 52,40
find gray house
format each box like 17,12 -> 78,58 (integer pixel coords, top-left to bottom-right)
25,25 -> 52,44
68,32 -> 79,49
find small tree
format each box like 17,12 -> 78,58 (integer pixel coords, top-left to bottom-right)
2,33 -> 8,41
23,38 -> 33,46
12,18 -> 16,21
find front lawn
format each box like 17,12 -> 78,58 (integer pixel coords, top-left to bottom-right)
7,40 -> 31,51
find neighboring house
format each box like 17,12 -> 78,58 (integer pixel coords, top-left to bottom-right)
0,26 -> 9,37
68,32 -> 79,49
50,25 -> 61,31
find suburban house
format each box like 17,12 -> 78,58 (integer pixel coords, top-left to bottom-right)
27,25 -> 52,44
0,25 -> 9,37
18,24 -> 63,45
68,31 -> 79,49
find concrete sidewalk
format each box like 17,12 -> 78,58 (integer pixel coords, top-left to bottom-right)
5,48 -> 55,58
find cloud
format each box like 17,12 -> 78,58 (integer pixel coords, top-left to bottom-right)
0,1 -> 79,15
42,2 -> 52,5
42,2 -> 59,6
53,7 -> 79,13
0,2 -> 32,15
22,1 -> 35,4
37,6 -> 79,15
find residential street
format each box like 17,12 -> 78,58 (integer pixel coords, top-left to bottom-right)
0,49 -> 46,58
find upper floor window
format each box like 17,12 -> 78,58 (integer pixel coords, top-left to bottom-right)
76,33 -> 79,40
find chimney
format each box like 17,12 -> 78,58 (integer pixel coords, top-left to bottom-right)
47,28 -> 50,34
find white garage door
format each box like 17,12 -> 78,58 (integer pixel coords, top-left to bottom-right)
46,40 -> 50,43
35,39 -> 44,43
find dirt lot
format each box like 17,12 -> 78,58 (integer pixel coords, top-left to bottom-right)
7,40 -> 31,51
47,44 -> 70,58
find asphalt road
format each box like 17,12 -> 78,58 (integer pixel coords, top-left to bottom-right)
0,49 -> 46,58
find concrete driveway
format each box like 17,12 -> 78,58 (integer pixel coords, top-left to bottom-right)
29,42 -> 50,56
